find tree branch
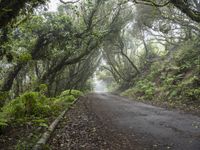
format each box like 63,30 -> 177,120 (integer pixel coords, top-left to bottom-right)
60,0 -> 80,4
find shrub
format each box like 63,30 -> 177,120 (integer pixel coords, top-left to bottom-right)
0,114 -> 8,129
52,95 -> 76,114
0,91 -> 51,128
60,90 -> 83,98
175,39 -> 200,69
0,91 -> 9,106
66,95 -> 76,102
38,84 -> 48,94
121,79 -> 156,101
121,88 -> 138,98
0,89 -> 82,129
18,53 -> 32,63
136,79 -> 156,100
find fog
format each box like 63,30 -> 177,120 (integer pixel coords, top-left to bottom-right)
93,75 -> 108,92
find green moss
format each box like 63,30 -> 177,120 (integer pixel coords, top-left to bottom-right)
66,95 -> 75,102
18,53 -> 32,63
60,89 -> 83,98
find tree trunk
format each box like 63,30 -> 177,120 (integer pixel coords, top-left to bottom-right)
0,63 -> 25,106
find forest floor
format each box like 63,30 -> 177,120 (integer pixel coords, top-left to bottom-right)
48,93 -> 200,150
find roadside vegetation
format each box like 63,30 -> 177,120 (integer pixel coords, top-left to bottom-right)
94,1 -> 200,112
0,89 -> 83,129
0,89 -> 82,149
121,40 -> 200,111
0,0 -> 200,149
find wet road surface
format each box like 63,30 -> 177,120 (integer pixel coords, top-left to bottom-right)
87,93 -> 200,150
49,93 -> 200,150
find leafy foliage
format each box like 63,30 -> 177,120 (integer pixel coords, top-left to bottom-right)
0,89 -> 82,129
60,90 -> 83,99
122,79 -> 156,100
122,39 -> 200,110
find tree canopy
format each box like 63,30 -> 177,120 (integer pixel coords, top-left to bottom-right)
0,1 -> 199,147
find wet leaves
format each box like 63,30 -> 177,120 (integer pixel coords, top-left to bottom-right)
48,98 -> 142,150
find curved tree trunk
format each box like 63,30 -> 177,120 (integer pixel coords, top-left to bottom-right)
170,0 -> 200,23
0,62 -> 25,106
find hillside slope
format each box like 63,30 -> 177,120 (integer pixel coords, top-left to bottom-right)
122,39 -> 200,112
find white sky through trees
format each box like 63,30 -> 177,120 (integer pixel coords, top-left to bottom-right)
48,0 -> 79,11
48,0 -> 61,11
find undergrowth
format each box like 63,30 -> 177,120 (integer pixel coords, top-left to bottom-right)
0,89 -> 83,130
121,39 -> 200,111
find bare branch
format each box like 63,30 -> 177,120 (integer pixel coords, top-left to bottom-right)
60,0 -> 80,4
131,0 -> 170,7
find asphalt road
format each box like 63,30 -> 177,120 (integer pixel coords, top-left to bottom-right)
86,93 -> 200,150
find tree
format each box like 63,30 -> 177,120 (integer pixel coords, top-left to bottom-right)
0,0 -> 47,28
129,0 -> 200,23
0,0 -> 131,106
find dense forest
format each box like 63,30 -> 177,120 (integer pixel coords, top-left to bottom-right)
0,0 -> 200,149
